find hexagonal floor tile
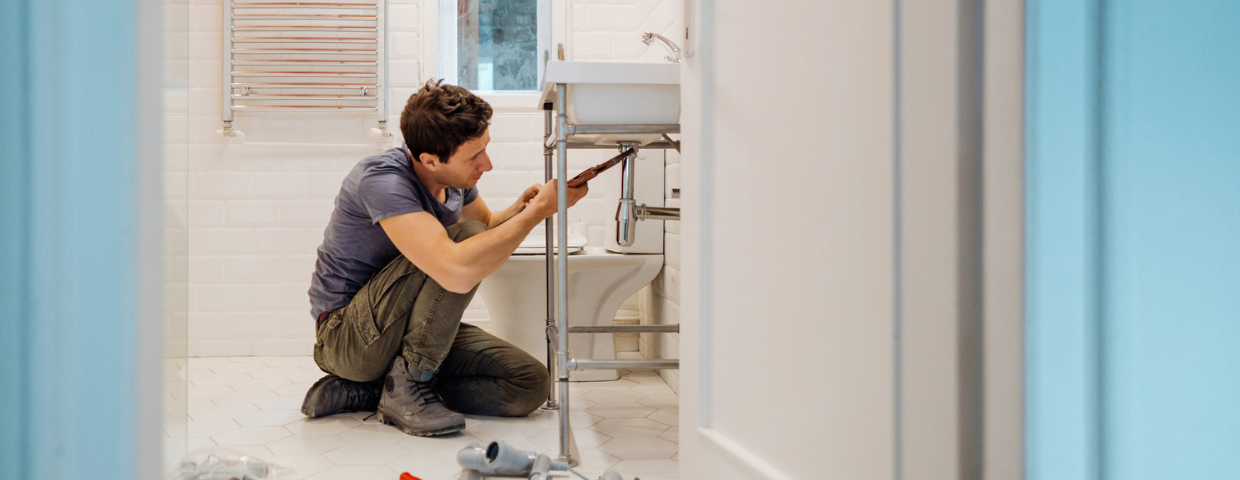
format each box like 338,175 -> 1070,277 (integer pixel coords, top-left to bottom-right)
284,416 -> 361,436
591,418 -> 669,439
464,418 -> 546,440
253,395 -> 305,412
264,454 -> 334,479
528,428 -> 612,450
211,426 -> 292,447
235,409 -> 305,427
597,436 -> 679,460
337,422 -> 411,443
580,389 -> 646,405
210,362 -> 271,375
186,418 -> 241,438
192,373 -> 253,387
265,434 -> 350,456
396,431 -> 481,453
609,458 -> 679,480
646,408 -> 677,427
658,426 -> 678,444
323,442 -> 410,465
585,403 -> 657,419
306,464 -> 398,480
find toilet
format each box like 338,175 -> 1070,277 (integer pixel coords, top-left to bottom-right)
478,234 -> 662,381
479,150 -> 666,381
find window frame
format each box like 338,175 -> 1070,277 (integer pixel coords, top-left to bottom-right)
434,0 -> 553,95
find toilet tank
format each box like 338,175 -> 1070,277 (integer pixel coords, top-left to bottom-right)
601,149 -> 665,253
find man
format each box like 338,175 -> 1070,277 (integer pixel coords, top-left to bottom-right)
300,80 -> 588,436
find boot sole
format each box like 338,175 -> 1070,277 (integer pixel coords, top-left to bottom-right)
377,412 -> 466,437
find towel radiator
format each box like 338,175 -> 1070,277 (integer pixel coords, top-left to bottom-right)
221,1 -> 391,137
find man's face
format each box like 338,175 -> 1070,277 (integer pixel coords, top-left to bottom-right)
438,130 -> 493,189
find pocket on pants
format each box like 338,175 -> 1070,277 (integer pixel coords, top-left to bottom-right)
346,306 -> 381,347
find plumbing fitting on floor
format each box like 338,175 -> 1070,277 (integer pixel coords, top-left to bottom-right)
457,441 -> 629,480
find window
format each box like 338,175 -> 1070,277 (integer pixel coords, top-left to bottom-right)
439,0 -> 551,92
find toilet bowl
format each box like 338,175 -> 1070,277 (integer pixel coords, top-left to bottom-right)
478,233 -> 663,381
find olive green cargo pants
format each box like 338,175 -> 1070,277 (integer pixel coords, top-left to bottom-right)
313,220 -> 550,417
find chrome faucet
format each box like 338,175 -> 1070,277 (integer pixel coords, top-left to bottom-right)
641,32 -> 682,63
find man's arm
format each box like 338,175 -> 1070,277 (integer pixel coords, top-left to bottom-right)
380,180 -> 586,293
461,183 -> 541,229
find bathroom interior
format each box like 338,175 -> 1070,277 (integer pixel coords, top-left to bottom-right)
5,0 -> 1240,479
169,0 -> 688,478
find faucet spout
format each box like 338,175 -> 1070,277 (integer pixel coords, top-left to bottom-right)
641,32 -> 682,63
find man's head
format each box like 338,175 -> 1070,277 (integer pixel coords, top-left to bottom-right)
401,80 -> 494,188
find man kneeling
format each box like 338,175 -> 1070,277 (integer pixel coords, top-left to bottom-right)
301,80 -> 588,436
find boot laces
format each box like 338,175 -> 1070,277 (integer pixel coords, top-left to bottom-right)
342,381 -> 373,411
413,381 -> 442,407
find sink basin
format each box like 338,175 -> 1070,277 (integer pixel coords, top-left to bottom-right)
539,61 -> 680,126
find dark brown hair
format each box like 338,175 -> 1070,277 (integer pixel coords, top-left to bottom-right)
401,79 -> 493,164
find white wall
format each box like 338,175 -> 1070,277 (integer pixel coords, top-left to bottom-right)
186,0 -> 684,357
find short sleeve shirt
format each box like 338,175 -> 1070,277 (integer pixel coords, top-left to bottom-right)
308,147 -> 478,319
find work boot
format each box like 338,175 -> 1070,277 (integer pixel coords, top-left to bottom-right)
300,375 -> 381,418
377,356 -> 465,436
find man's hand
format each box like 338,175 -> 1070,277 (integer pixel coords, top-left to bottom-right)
519,183 -> 541,208
526,179 -> 588,219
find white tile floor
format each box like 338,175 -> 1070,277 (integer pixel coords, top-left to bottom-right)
185,356 -> 679,480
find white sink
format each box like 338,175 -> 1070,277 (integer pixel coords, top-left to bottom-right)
539,61 -> 680,127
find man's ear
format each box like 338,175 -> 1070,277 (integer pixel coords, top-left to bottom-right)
418,152 -> 441,170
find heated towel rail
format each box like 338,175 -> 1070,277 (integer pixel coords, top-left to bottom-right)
221,1 -> 391,137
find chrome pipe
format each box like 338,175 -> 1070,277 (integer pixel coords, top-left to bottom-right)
232,48 -> 378,54
616,145 -> 639,247
379,0 -> 389,131
543,139 -> 679,150
542,105 -> 558,411
567,359 -> 679,370
564,124 -> 680,135
635,205 -> 680,221
231,15 -> 377,20
231,105 -> 378,110
232,82 -> 379,86
233,37 -> 378,43
233,1 -> 376,6
567,325 -> 680,333
232,72 -> 379,76
231,94 -> 380,99
222,2 -> 234,125
555,84 -> 574,466
231,25 -> 377,30
232,61 -> 379,65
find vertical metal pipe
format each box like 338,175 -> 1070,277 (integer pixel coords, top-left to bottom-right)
379,0 -> 388,127
554,84 -> 572,465
222,1 -> 234,125
542,105 -> 557,410
616,146 -> 638,246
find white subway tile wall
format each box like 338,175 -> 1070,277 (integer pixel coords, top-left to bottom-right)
186,0 -> 684,365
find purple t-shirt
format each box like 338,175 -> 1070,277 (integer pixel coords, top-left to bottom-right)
309,147 -> 478,319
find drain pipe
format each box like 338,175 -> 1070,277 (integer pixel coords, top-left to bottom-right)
615,143 -> 640,247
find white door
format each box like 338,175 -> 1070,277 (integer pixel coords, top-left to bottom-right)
679,2 -> 899,478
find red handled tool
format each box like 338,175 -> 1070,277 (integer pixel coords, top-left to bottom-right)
566,148 -> 635,188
